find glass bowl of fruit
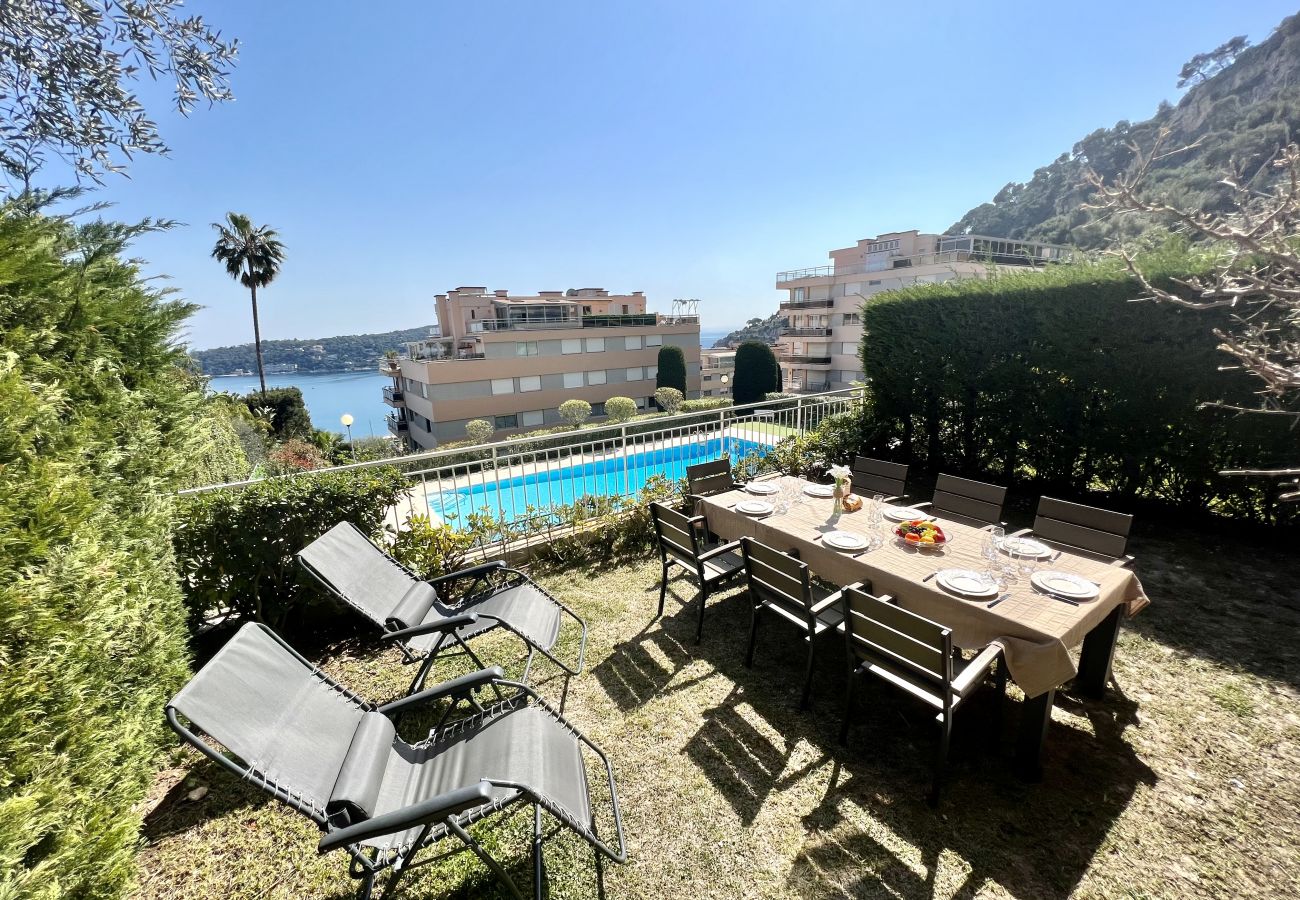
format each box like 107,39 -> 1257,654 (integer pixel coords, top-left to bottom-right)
893,519 -> 949,550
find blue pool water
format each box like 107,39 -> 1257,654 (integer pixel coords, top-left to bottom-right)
430,436 -> 770,526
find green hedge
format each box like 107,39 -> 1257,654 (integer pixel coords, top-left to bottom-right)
0,210 -> 200,897
860,244 -> 1297,523
173,468 -> 408,629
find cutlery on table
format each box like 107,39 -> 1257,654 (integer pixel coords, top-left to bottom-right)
1037,590 -> 1080,607
922,572 -> 937,583
987,593 -> 1011,609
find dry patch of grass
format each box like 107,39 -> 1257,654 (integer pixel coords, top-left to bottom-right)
135,524 -> 1300,899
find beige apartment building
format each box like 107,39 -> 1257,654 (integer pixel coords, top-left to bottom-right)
773,230 -> 1070,392
382,287 -> 701,449
699,348 -> 735,398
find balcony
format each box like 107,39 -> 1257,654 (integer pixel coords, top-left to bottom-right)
378,359 -> 401,377
775,238 -> 1073,285
386,414 -> 409,435
779,326 -> 833,337
468,313 -> 670,333
779,298 -> 835,311
780,354 -> 832,366
788,381 -> 831,393
382,386 -> 405,407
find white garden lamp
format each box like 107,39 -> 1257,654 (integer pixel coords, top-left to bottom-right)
341,413 -> 355,460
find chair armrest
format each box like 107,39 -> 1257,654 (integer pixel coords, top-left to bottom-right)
381,613 -> 478,643
318,783 -> 493,853
1110,555 -> 1135,568
376,666 -> 507,715
426,560 -> 505,587
698,540 -> 741,562
952,643 -> 1002,697
809,590 -> 844,616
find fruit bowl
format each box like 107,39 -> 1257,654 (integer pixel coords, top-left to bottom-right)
893,519 -> 948,549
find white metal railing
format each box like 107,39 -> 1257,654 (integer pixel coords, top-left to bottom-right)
182,388 -> 865,550
776,240 -> 1072,283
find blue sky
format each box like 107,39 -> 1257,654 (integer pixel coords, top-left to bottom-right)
80,0 -> 1300,348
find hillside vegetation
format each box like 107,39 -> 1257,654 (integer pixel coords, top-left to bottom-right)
713,312 -> 780,347
949,13 -> 1300,248
191,324 -> 435,375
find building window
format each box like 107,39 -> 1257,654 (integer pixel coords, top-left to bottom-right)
587,369 -> 607,385
563,371 -> 584,389
842,312 -> 861,325
621,305 -> 629,314
516,341 -> 538,357
624,336 -> 642,351
519,375 -> 541,392
867,239 -> 900,253
792,287 -> 806,302
494,414 -> 518,429
626,367 -> 643,381
491,378 -> 513,395
646,365 -> 658,380
585,337 -> 605,352
519,410 -> 544,427
646,334 -> 662,346
841,342 -> 857,356
582,305 -> 592,314
561,338 -> 582,354
868,280 -> 881,286
591,401 -> 606,416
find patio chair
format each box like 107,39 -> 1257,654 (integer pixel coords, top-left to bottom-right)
930,473 -> 1007,528
1029,496 -> 1134,564
739,537 -> 849,709
650,501 -> 744,642
298,522 -> 586,695
166,622 -> 626,900
851,456 -> 909,501
685,456 -> 737,506
838,585 -> 1003,806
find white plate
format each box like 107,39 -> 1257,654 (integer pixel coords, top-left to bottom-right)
735,499 -> 774,516
883,505 -> 929,522
822,530 -> 868,551
936,569 -> 998,598
998,536 -> 1053,559
803,483 -> 836,498
744,482 -> 780,495
1031,571 -> 1099,600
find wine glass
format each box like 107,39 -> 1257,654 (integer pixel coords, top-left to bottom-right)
982,526 -> 1005,577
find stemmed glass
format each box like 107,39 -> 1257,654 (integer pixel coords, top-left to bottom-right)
867,495 -> 886,549
982,526 -> 1005,578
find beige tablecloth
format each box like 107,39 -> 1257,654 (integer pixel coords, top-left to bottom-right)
701,477 -> 1149,698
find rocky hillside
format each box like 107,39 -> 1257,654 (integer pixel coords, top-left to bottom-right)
712,312 -> 781,347
949,13 -> 1300,248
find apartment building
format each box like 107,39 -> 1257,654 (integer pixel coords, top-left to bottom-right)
700,348 -> 735,398
774,230 -> 1070,392
382,287 -> 701,449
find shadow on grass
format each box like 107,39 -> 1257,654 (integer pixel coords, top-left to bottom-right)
141,754 -> 271,844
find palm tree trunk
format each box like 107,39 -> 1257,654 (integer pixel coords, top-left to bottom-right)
250,281 -> 267,396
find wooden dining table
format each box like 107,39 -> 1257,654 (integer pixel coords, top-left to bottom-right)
700,476 -> 1150,779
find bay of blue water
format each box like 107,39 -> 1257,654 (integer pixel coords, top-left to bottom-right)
206,371 -> 390,436
430,436 -> 768,526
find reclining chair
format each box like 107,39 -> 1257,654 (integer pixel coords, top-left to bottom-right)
298,522 -> 586,694
167,622 -> 626,900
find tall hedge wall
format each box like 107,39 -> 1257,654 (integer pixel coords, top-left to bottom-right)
0,210 -> 201,897
860,245 -> 1297,524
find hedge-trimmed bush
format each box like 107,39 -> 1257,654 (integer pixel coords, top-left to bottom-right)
733,341 -> 779,404
861,243 -> 1296,523
604,396 -> 637,423
655,345 -> 687,393
0,209 -> 200,897
173,467 -> 407,629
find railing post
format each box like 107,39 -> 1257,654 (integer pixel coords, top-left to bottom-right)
620,425 -> 628,495
491,445 -> 505,546
796,397 -> 805,435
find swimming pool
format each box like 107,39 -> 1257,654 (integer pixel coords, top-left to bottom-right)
429,436 -> 770,526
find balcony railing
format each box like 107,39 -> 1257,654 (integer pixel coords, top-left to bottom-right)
383,386 -> 405,406
779,299 -> 835,310
179,388 -> 866,551
789,382 -> 831,393
776,240 -> 1073,284
780,354 -> 832,365
779,326 -> 833,337
378,360 -> 401,376
467,313 -> 677,333
386,414 -> 409,434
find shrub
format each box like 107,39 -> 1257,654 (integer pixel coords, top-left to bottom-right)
559,398 -> 592,427
680,397 -> 732,413
465,418 -> 495,443
653,386 -> 683,414
267,437 -> 329,473
655,345 -> 687,393
733,340 -> 779,404
764,391 -> 795,401
604,396 -> 637,423
389,514 -> 478,587
242,386 -> 312,438
183,395 -> 252,489
531,474 -> 683,567
173,467 -> 408,629
0,208 -> 198,898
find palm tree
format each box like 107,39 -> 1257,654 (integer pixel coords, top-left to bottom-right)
211,213 -> 286,396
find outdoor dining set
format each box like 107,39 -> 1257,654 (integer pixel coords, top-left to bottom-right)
653,455 -> 1148,804
163,454 -> 1147,900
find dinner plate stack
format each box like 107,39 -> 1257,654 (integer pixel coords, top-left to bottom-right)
935,569 -> 999,599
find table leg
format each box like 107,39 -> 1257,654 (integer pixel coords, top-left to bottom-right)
1014,687 -> 1054,782
1076,606 -> 1123,699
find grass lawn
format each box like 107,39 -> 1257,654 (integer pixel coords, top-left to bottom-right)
135,523 -> 1300,899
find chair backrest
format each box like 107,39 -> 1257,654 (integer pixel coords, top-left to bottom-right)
686,457 -> 733,499
841,585 -> 953,691
650,501 -> 706,575
297,521 -> 417,626
851,456 -> 908,498
931,473 -> 1007,527
739,537 -> 814,624
167,622 -> 368,818
1034,496 -> 1132,560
